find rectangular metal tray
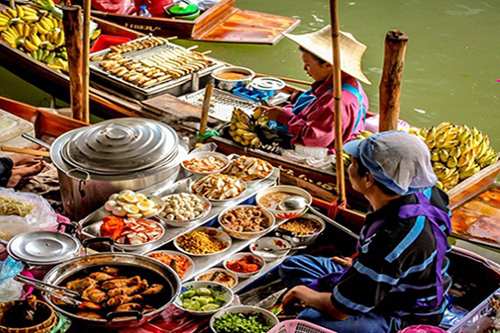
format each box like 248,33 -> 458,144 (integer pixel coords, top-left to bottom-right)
89,36 -> 224,100
78,168 -> 280,254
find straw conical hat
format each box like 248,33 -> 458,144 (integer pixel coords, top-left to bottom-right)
283,25 -> 371,85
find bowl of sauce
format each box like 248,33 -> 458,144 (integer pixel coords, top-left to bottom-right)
211,66 -> 255,92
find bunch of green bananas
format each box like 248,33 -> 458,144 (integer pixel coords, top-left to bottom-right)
417,122 -> 498,191
228,107 -> 269,149
0,5 -> 69,72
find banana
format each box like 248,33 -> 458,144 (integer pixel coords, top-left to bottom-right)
36,22 -> 49,34
24,39 -> 38,52
436,122 -> 453,131
431,151 -> 440,162
446,156 -> 458,168
6,8 -> 17,19
23,23 -> 30,37
16,5 -> 24,19
0,16 -> 9,27
471,127 -> 480,137
22,15 -> 39,22
250,137 -> 260,148
43,51 -> 55,63
438,149 -> 449,163
426,126 -> 436,142
441,140 -> 459,149
23,7 -> 39,16
435,181 -> 444,190
30,34 -> 42,47
14,23 -> 24,37
449,146 -> 461,159
359,130 -> 373,138
235,122 -> 250,130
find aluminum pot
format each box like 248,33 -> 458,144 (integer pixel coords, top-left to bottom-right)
211,66 -> 255,92
249,77 -> 286,98
275,214 -> 326,246
50,118 -> 188,220
42,252 -> 181,329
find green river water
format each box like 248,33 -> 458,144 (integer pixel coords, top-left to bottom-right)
0,0 -> 499,260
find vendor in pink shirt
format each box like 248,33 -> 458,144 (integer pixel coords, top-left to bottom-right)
264,26 -> 371,155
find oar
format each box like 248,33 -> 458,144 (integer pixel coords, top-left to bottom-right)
1,146 -> 50,157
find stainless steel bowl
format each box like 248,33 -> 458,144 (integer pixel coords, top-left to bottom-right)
211,67 -> 255,92
249,77 -> 286,97
276,214 -> 326,246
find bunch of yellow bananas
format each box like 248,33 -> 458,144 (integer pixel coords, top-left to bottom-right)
0,5 -> 69,72
416,122 -> 499,191
355,129 -> 374,140
228,107 -> 269,149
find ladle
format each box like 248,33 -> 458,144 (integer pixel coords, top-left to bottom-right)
279,196 -> 359,240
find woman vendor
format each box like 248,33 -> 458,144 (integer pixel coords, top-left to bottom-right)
280,131 -> 451,332
264,26 -> 370,154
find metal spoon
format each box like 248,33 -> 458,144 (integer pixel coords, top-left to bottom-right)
261,245 -> 307,252
279,196 -> 360,240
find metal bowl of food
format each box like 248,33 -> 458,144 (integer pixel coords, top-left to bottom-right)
191,174 -> 247,206
223,252 -> 266,279
211,66 -> 255,92
223,155 -> 274,186
181,151 -> 230,176
147,250 -> 195,282
275,213 -> 326,246
210,305 -> 279,333
255,185 -> 312,220
174,281 -> 234,316
157,193 -> 211,227
218,205 -> 275,240
195,268 -> 239,289
42,252 -> 181,329
174,226 -> 232,257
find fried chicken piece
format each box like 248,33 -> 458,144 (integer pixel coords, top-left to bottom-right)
115,303 -> 142,312
66,277 -> 97,293
82,287 -> 107,303
89,272 -> 116,281
142,305 -> 155,314
78,301 -> 102,311
77,312 -> 103,319
101,266 -> 120,275
107,280 -> 148,298
102,276 -> 141,290
106,294 -> 143,307
51,291 -> 68,306
140,284 -> 163,295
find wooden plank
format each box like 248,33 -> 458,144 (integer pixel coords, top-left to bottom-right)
192,9 -> 300,45
448,160 -> 500,210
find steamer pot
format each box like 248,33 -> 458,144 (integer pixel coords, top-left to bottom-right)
42,252 -> 181,329
51,118 -> 188,220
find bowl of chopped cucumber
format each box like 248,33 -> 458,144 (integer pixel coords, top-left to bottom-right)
210,305 -> 279,333
174,281 -> 234,316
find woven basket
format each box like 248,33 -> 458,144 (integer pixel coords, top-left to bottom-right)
0,299 -> 57,333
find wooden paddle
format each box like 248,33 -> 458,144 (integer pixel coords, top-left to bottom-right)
1,146 -> 50,157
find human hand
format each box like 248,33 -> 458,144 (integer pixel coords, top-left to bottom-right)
331,256 -> 353,267
261,106 -> 286,121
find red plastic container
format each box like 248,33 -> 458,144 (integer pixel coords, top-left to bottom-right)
90,35 -> 132,53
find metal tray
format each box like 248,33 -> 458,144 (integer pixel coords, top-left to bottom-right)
178,88 -> 258,122
89,36 -> 224,100
79,168 -> 280,254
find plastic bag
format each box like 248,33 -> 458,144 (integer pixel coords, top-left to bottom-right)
0,257 -> 24,302
0,188 -> 57,241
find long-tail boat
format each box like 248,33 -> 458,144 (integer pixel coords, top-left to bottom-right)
1,95 -> 498,332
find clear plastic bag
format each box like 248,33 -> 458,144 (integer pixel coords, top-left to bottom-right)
0,188 -> 57,241
0,257 -> 24,302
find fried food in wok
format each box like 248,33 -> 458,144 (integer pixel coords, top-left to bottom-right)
53,266 -> 167,319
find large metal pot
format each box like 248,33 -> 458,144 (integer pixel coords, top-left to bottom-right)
51,118 -> 188,220
42,252 -> 181,329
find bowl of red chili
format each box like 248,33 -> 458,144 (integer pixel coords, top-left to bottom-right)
223,252 -> 265,278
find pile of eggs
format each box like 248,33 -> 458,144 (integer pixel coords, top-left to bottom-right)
104,190 -> 162,218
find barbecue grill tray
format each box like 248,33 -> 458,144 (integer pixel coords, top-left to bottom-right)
89,36 -> 224,100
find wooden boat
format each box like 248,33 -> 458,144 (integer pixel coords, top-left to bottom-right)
0,3 -> 145,120
91,0 -> 300,45
1,96 -> 499,332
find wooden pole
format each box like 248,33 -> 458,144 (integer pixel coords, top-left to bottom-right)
62,6 -> 84,121
329,0 -> 346,203
81,0 -> 91,123
199,83 -> 214,135
379,30 -> 409,132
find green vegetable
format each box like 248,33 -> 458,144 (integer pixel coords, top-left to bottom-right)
181,286 -> 226,312
213,312 -> 272,333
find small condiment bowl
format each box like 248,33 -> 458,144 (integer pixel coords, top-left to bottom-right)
174,281 -> 234,316
195,268 -> 239,289
255,185 -> 312,220
211,66 -> 255,92
210,305 -> 279,333
218,205 -> 275,240
223,252 -> 265,279
174,226 -> 232,257
181,151 -> 230,176
250,237 -> 291,262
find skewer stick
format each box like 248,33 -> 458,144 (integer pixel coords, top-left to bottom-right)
166,36 -> 178,40
81,0 -> 91,123
379,30 -> 409,132
329,0 -> 346,203
187,45 -> 199,51
201,50 -> 212,55
1,146 -> 50,157
199,83 -> 214,135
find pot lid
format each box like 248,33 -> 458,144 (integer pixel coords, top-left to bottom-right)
168,3 -> 199,15
62,118 -> 179,175
250,77 -> 286,91
8,231 -> 81,265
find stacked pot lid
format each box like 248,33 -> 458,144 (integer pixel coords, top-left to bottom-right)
250,77 -> 286,91
8,231 -> 81,266
61,118 -> 179,175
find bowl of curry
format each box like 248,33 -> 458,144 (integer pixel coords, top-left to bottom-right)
211,66 -> 255,92
255,185 -> 312,220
